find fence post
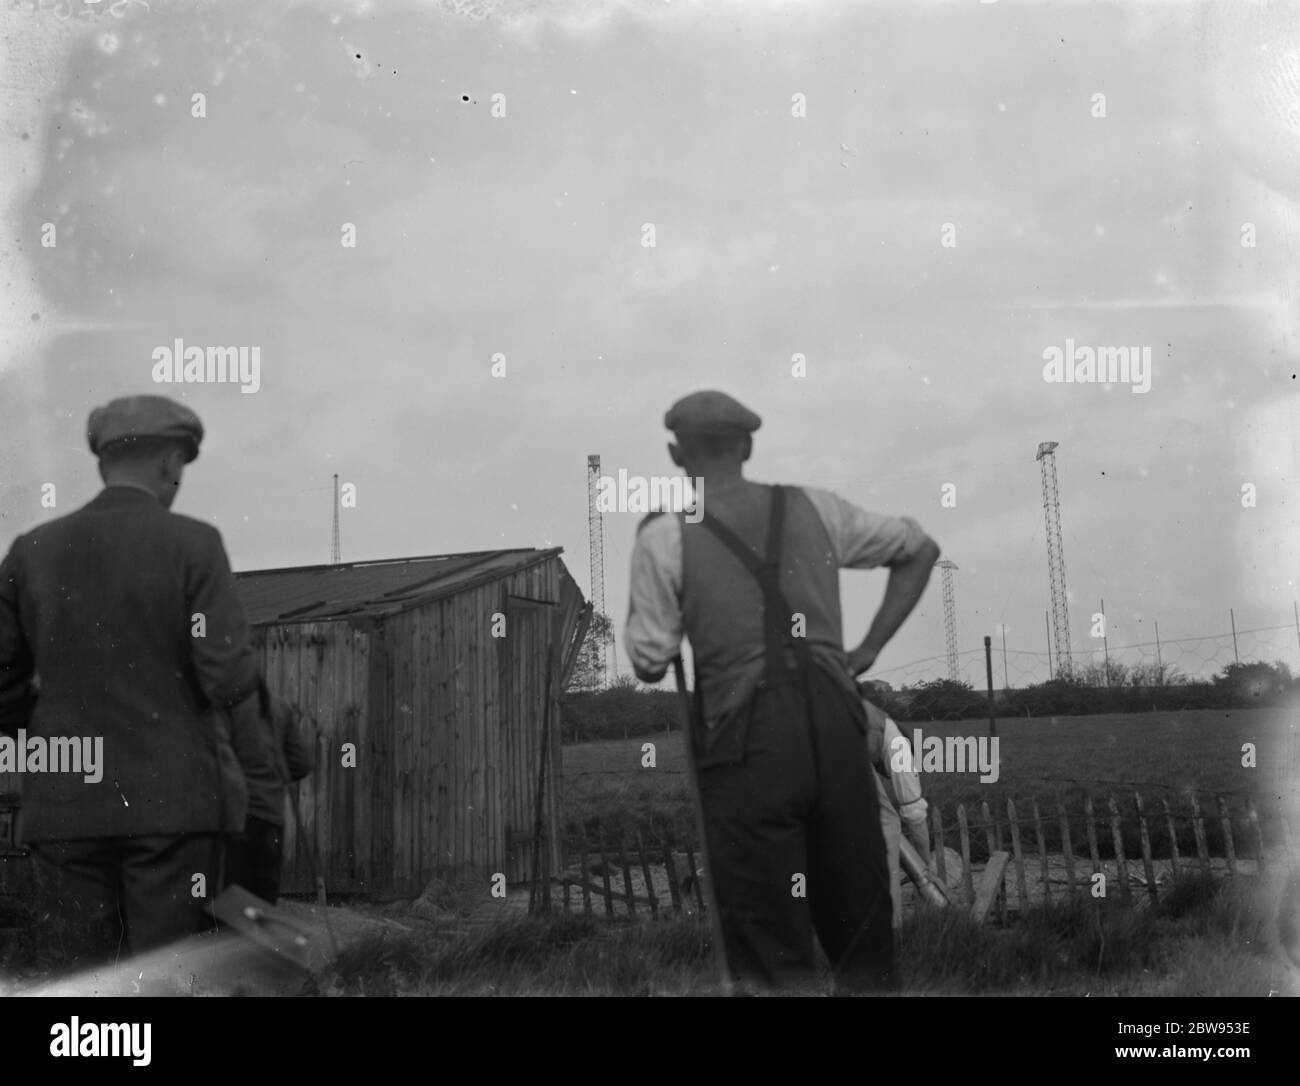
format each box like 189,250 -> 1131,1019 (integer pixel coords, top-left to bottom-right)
1107,794 -> 1130,900
1084,796 -> 1103,893
931,805 -> 948,889
579,833 -> 593,916
982,800 -> 1005,922
618,839 -> 637,917
1247,798 -> 1266,875
1007,798 -> 1028,911
1060,807 -> 1077,897
1134,792 -> 1158,905
1217,795 -> 1237,880
1032,799 -> 1051,904
636,832 -> 659,920
1188,791 -> 1211,880
1161,796 -> 1180,880
599,841 -> 615,916
662,831 -> 682,915
957,804 -> 975,906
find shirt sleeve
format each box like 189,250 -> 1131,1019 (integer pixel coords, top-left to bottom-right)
885,717 -> 928,823
623,514 -> 683,683
801,487 -> 930,569
0,539 -> 36,737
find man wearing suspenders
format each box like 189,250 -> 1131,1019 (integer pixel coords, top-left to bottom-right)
625,390 -> 940,993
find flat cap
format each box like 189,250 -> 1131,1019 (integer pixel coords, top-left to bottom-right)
664,390 -> 761,436
87,395 -> 204,462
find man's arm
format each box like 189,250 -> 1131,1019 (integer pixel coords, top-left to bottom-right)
846,536 -> 941,676
187,527 -> 261,709
624,514 -> 683,684
802,488 -> 940,678
0,541 -> 37,737
277,698 -> 315,782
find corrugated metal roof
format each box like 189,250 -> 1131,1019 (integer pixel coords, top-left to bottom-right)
235,548 -> 563,626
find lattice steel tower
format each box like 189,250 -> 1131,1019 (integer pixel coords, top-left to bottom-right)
586,455 -> 609,687
1036,441 -> 1072,677
936,559 -> 959,681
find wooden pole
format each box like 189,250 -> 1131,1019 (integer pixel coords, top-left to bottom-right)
662,833 -> 682,915
672,656 -> 732,993
579,834 -> 593,916
618,839 -> 637,917
982,800 -> 1004,923
1060,807 -> 1077,896
931,805 -> 948,889
1247,798 -> 1266,875
1158,796 -> 1179,884
1001,625 -> 1009,690
957,804 -> 975,906
599,842 -> 615,916
1007,799 -> 1028,911
1154,620 -> 1163,675
1189,791 -> 1211,879
984,636 -> 997,738
1230,608 -> 1239,666
1107,794 -> 1130,900
636,832 -> 659,921
1134,792 -> 1157,905
1217,795 -> 1237,879
1032,799 -> 1051,904
1100,599 -> 1110,689
1084,796 -> 1103,890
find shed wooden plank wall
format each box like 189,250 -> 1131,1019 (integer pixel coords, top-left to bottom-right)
251,556 -> 570,898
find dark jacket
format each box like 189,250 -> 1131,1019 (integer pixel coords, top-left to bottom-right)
0,486 -> 260,840
228,679 -> 315,826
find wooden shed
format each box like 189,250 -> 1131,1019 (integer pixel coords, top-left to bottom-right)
235,548 -> 589,898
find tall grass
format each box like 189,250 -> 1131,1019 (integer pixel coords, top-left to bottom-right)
299,871 -> 1298,997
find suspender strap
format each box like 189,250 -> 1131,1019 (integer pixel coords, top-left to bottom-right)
698,485 -> 812,678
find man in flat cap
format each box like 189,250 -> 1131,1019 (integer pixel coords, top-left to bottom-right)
0,394 -> 261,967
625,389 -> 940,993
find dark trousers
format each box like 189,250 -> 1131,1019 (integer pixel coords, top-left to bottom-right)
698,668 -> 896,993
226,815 -> 284,903
28,833 -> 223,969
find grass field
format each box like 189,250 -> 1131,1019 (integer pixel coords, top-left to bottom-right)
290,868 -> 1297,996
560,707 -> 1298,857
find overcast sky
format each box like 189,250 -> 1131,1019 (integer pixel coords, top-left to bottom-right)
2,0 -> 1298,687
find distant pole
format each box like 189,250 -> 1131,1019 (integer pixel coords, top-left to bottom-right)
331,473 -> 341,565
984,636 -> 997,738
1230,608 -> 1239,666
1101,598 -> 1110,688
1154,620 -> 1163,675
1293,602 -> 1299,669
1000,625 -> 1009,690
1045,610 -> 1053,681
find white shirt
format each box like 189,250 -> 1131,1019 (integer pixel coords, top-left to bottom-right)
624,485 -> 930,681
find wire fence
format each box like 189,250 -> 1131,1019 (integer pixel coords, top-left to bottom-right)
871,615 -> 1300,691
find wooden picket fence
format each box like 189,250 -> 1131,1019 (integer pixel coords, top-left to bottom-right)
541,789 -> 1299,923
